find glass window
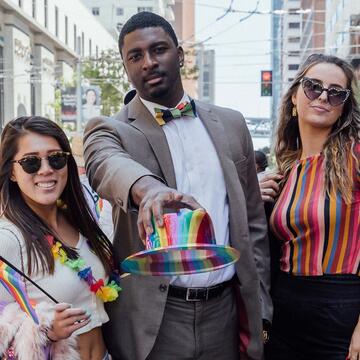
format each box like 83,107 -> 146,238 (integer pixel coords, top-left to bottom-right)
138,7 -> 153,12
55,6 -> 59,36
65,16 -> 68,44
288,50 -> 300,57
288,22 -> 300,29
203,83 -> 210,97
74,24 -> 77,51
32,0 -> 36,18
92,7 -> 100,16
203,71 -> 210,82
44,0 -> 48,28
288,64 -> 299,70
81,32 -> 85,56
288,36 -> 300,43
116,7 -> 124,16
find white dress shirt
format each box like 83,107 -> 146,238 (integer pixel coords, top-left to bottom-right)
140,94 -> 235,287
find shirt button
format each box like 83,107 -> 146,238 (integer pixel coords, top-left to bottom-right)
159,284 -> 168,292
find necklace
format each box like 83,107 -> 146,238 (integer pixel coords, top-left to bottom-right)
47,235 -> 121,302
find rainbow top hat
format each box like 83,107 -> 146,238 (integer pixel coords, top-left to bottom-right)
121,209 -> 240,276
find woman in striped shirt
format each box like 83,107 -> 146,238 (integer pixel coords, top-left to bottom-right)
266,54 -> 360,360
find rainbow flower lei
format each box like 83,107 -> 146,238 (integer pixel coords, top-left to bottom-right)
47,236 -> 121,302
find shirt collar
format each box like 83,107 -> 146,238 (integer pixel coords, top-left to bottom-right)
140,93 -> 190,118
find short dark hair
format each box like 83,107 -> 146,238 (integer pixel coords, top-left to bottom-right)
254,150 -> 268,172
118,11 -> 178,56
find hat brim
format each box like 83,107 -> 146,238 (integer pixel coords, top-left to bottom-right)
121,244 -> 240,276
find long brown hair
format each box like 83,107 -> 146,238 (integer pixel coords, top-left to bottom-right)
0,116 -> 114,275
275,54 -> 360,203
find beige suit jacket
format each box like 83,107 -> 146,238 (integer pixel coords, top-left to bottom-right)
84,96 -> 272,360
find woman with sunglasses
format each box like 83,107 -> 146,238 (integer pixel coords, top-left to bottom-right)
0,116 -> 120,359
265,54 -> 360,360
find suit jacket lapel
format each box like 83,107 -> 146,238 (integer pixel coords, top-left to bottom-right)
195,102 -> 233,170
128,96 -> 177,189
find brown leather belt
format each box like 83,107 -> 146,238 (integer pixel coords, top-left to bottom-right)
168,280 -> 233,302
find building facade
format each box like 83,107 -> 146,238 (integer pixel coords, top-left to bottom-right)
0,0 -> 116,129
171,0 -> 197,99
81,0 -> 175,39
271,0 -> 284,132
280,0 -> 301,89
299,0 -> 325,63
197,49 -> 215,104
325,0 -> 360,62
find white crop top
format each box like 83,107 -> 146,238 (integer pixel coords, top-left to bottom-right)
0,218 -> 109,335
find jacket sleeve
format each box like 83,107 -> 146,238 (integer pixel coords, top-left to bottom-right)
243,124 -> 273,323
83,116 -> 160,213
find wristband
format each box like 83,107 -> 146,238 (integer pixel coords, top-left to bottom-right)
44,327 -> 58,343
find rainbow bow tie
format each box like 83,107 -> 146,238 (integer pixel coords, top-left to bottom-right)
154,100 -> 197,126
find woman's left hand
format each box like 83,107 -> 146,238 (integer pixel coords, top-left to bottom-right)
348,316 -> 360,360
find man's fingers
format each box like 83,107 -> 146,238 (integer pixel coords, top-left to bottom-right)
152,200 -> 165,227
177,194 -> 202,210
141,203 -> 155,235
136,189 -> 203,242
137,220 -> 146,244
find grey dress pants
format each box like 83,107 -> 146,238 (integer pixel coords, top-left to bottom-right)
147,286 -> 239,360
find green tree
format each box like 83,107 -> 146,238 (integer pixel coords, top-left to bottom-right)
181,48 -> 199,80
82,49 -> 129,116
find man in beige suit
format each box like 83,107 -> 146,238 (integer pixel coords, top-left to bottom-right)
84,12 -> 272,360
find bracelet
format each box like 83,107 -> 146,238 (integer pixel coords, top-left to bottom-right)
44,327 -> 58,343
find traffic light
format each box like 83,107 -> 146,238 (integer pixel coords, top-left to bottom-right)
261,70 -> 272,96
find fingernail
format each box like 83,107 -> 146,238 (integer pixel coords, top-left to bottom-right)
146,226 -> 153,234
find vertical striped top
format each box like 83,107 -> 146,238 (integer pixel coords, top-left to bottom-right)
270,144 -> 360,276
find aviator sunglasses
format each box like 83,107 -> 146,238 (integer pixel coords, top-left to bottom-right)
300,77 -> 350,106
12,151 -> 70,174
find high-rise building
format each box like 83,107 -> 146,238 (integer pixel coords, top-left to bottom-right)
299,0 -> 325,63
198,49 -> 215,104
0,0 -> 116,128
281,0 -> 301,89
325,0 -> 360,63
271,0 -> 284,132
81,0 -> 175,40
171,0 -> 197,99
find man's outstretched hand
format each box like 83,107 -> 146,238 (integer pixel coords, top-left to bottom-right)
131,176 -> 203,243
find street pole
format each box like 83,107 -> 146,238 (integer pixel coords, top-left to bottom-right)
198,43 -> 204,101
76,36 -> 82,133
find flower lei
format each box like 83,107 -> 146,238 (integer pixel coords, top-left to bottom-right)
47,236 -> 121,302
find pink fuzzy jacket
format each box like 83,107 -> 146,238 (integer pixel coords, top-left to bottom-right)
0,302 -> 80,360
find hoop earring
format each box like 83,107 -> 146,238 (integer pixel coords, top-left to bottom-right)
292,106 -> 297,117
